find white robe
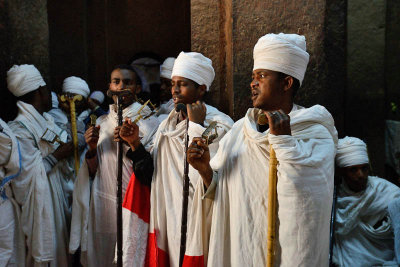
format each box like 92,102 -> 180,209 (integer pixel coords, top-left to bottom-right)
0,119 -> 24,267
156,99 -> 175,123
199,105 -> 337,267
148,104 -> 233,267
333,176 -> 400,266
69,102 -> 160,267
8,101 -> 69,266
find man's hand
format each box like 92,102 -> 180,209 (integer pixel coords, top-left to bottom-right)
187,137 -> 213,187
265,109 -> 291,135
85,125 -> 100,152
119,118 -> 141,151
53,141 -> 74,161
187,101 -> 206,125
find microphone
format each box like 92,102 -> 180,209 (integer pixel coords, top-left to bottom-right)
106,89 -> 133,98
175,103 -> 187,115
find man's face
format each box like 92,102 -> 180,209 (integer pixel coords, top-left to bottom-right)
171,76 -> 204,105
109,68 -> 140,108
341,163 -> 369,192
39,86 -> 52,112
160,77 -> 173,103
250,69 -> 285,111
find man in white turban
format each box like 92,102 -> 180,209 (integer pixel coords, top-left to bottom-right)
157,57 -> 175,122
82,91 -> 108,128
187,33 -> 338,266
6,64 -> 73,266
141,51 -> 234,266
69,64 -> 160,266
333,136 -> 400,266
0,118 -> 23,266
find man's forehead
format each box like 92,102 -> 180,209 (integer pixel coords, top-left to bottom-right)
111,69 -> 134,79
171,76 -> 194,83
253,69 -> 274,74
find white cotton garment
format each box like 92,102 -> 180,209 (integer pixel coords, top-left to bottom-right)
7,64 -> 46,97
333,176 -> 400,266
8,101 -> 70,266
171,52 -> 215,91
196,104 -> 337,267
69,101 -> 160,267
156,99 -> 175,123
148,104 -> 233,267
0,119 -> 25,267
253,33 -> 310,85
62,76 -> 90,98
336,136 -> 369,167
160,57 -> 176,79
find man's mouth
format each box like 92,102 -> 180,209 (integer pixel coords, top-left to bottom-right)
172,95 -> 183,103
251,91 -> 259,100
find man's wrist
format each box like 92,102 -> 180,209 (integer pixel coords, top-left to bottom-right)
129,139 -> 141,151
199,165 -> 213,188
86,148 -> 97,158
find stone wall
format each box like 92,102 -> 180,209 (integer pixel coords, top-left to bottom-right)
0,0 -> 49,121
191,0 -> 347,127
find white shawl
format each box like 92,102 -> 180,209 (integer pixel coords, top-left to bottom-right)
69,102 -> 160,266
203,104 -> 337,267
333,176 -> 400,266
8,101 -> 68,266
148,104 -> 233,267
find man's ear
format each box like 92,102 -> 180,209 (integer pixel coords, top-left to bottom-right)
198,84 -> 207,99
283,76 -> 294,92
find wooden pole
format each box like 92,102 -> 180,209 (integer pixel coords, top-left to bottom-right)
267,146 -> 278,267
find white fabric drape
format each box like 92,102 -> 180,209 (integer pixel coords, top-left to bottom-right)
333,176 -> 400,266
69,102 -> 159,267
197,104 -> 337,267
8,101 -> 69,266
148,104 -> 233,267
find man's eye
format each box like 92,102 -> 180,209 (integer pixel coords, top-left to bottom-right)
259,74 -> 266,78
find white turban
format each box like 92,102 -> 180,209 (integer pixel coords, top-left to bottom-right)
253,33 -> 310,85
89,91 -> 105,104
62,76 -> 90,98
336,136 -> 369,168
160,57 -> 175,79
7,64 -> 46,97
171,52 -> 215,91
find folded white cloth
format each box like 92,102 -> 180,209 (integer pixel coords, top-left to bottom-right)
62,76 -> 90,98
160,57 -> 175,79
336,136 -> 369,167
253,33 -> 310,85
7,64 -> 46,97
171,52 -> 215,91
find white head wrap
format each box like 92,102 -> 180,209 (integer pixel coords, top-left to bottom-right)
160,57 -> 175,79
336,136 -> 369,168
62,76 -> 90,98
89,91 -> 105,104
7,64 -> 46,97
171,52 -> 215,91
253,33 -> 310,85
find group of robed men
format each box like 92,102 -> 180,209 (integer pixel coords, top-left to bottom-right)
0,32 -> 399,267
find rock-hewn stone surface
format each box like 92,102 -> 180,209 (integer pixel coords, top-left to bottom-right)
191,0 -> 346,125
346,0 -> 386,175
0,0 -> 49,121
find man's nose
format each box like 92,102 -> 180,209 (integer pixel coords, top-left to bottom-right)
250,78 -> 258,89
172,84 -> 179,94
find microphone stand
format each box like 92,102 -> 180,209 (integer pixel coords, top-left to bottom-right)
178,104 -> 190,267
116,94 -> 124,267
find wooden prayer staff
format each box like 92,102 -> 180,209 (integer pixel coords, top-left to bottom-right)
267,147 -> 278,267
258,112 -> 278,267
60,94 -> 82,174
